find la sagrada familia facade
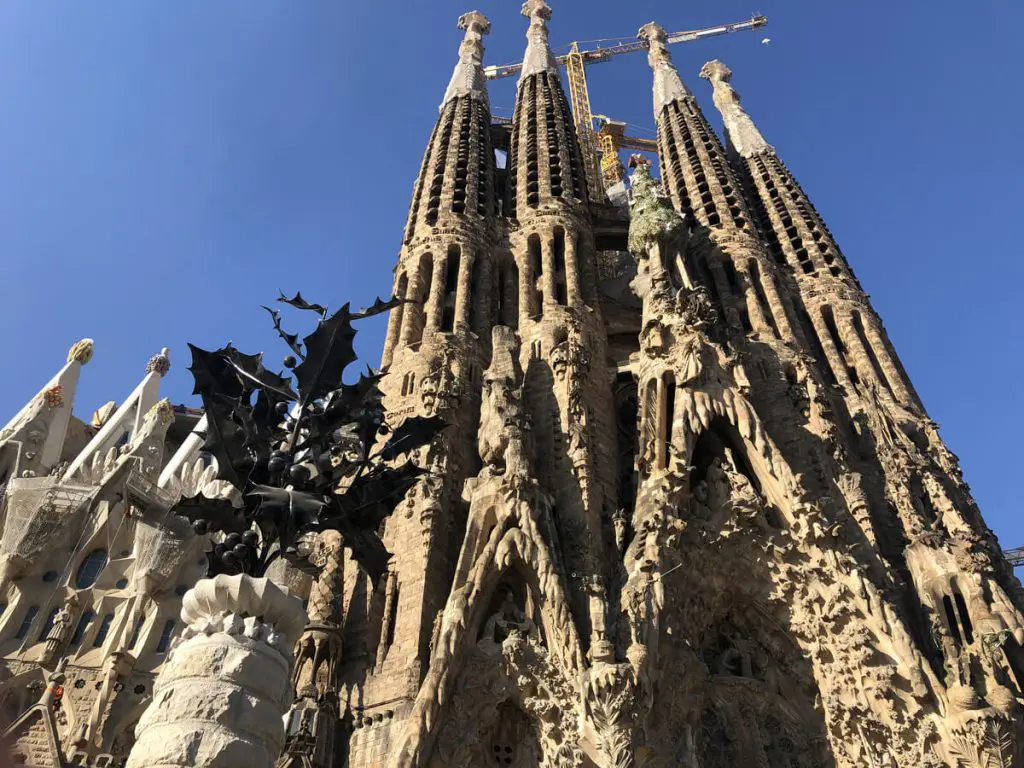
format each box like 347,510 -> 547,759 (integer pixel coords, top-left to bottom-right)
2,2 -> 1023,766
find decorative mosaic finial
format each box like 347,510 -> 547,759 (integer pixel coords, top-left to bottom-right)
146,347 -> 171,377
638,22 -> 692,108
700,59 -> 771,158
67,338 -> 94,365
441,11 -> 492,108
520,0 -> 558,79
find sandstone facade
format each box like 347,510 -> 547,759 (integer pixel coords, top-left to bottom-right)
2,3 -> 1022,767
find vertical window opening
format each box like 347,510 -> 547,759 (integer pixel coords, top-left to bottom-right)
468,253 -> 483,329
747,260 -> 779,337
821,305 -> 858,385
156,620 -> 177,653
553,228 -> 567,306
528,234 -> 543,315
93,614 -> 114,647
661,373 -> 676,470
128,615 -> 145,650
410,253 -> 433,345
852,311 -> 893,395
953,593 -> 974,645
441,246 -> 460,333
71,610 -> 94,646
506,262 -> 520,328
493,262 -> 506,326
797,307 -> 836,385
722,258 -> 743,296
15,607 -> 39,640
943,596 -> 963,648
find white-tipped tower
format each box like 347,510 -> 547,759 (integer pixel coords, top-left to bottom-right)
64,347 -> 170,480
638,22 -> 693,110
441,11 -> 491,109
699,59 -> 771,158
0,338 -> 93,477
520,0 -> 559,80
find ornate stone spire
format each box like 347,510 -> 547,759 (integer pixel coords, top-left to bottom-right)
638,22 -> 692,109
441,11 -> 491,110
699,59 -> 771,158
520,0 -> 558,79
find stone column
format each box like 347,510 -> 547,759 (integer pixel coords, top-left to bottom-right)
126,574 -> 306,768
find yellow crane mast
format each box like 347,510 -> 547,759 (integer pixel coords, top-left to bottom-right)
485,15 -> 768,201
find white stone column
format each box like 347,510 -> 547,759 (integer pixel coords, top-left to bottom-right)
126,574 -> 306,768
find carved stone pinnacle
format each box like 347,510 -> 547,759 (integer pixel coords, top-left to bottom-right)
67,338 -> 95,365
522,0 -> 552,22
699,59 -> 732,84
458,10 -> 490,36
146,347 -> 171,377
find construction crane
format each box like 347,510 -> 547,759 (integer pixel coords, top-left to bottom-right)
1008,547 -> 1024,568
594,116 -> 658,187
484,15 -> 768,201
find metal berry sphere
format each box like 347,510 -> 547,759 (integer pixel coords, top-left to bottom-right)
241,530 -> 259,547
275,401 -> 291,416
192,520 -> 209,535
283,355 -> 297,369
224,532 -> 241,548
288,464 -> 311,484
268,456 -> 288,474
232,543 -> 248,557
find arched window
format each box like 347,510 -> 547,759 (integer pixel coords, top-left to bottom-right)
128,615 -> 145,650
441,246 -> 461,333
527,234 -> 543,315
15,606 -> 39,639
93,614 -> 114,647
75,549 -> 108,589
156,620 -> 177,653
71,610 -> 95,646
552,228 -> 567,306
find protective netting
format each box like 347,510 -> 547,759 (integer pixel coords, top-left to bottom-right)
132,508 -> 192,585
0,476 -> 94,561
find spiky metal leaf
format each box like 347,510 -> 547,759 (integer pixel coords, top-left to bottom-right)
293,303 -> 358,400
278,290 -> 327,316
353,296 -> 404,320
263,305 -> 304,359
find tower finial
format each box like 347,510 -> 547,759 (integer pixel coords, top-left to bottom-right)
441,11 -> 492,109
699,59 -> 771,158
638,22 -> 692,109
67,338 -> 94,365
520,0 -> 558,79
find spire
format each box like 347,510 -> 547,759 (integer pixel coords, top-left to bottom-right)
520,0 -> 558,79
0,338 -> 93,475
699,60 -> 771,158
638,23 -> 692,110
441,11 -> 491,110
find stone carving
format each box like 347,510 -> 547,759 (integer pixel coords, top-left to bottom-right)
125,575 -> 305,768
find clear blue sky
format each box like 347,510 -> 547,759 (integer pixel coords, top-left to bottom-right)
1,1 -> 1021,561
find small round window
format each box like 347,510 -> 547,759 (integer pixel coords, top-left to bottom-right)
74,549 -> 108,588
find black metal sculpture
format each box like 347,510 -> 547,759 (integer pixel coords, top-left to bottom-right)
176,293 -> 443,583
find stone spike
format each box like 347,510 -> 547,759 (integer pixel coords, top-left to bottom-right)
638,22 -> 693,109
0,338 -> 92,473
700,59 -> 771,158
441,11 -> 491,110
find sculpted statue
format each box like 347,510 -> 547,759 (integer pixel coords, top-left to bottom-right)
41,601 -> 76,665
482,591 -> 538,644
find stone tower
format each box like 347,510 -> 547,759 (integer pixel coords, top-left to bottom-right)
2,5 -> 1023,768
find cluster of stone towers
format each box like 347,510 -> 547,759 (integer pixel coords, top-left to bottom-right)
2,2 -> 1023,766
